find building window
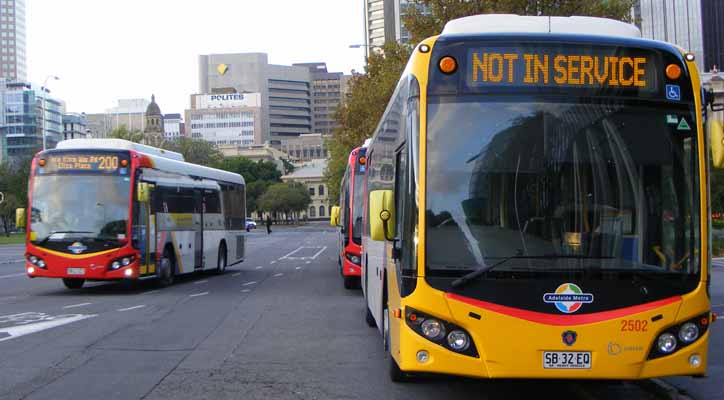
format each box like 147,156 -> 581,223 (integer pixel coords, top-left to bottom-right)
309,187 -> 315,196
318,185 -> 324,196
319,206 -> 325,217
309,206 -> 316,217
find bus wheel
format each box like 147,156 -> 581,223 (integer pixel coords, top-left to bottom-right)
389,356 -> 408,382
62,278 -> 84,289
215,244 -> 227,274
158,251 -> 175,287
343,276 -> 356,289
365,306 -> 376,328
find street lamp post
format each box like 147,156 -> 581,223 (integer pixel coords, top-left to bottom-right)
41,75 -> 60,151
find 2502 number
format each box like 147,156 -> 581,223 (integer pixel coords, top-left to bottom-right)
620,319 -> 648,332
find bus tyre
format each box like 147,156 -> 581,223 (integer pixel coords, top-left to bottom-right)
365,306 -> 376,328
343,276 -> 356,290
62,278 -> 84,289
158,251 -> 174,287
389,356 -> 408,383
215,244 -> 227,274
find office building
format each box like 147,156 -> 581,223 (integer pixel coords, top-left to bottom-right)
0,0 -> 26,82
636,0 -> 704,70
198,53 -> 312,142
274,133 -> 330,162
85,98 -> 151,138
185,93 -> 263,146
363,0 -> 420,56
62,113 -> 89,140
701,0 -> 724,71
0,81 -> 63,163
163,113 -> 184,139
293,63 -> 351,136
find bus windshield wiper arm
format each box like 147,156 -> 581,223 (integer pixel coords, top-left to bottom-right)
37,231 -> 94,245
450,255 -> 615,288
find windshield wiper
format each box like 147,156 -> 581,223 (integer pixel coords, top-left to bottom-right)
450,254 -> 615,288
37,231 -> 94,245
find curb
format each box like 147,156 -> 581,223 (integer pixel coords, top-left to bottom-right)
637,379 -> 693,400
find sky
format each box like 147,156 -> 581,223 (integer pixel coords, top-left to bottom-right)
26,0 -> 367,115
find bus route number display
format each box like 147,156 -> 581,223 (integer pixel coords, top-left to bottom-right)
42,153 -> 128,174
466,47 -> 658,92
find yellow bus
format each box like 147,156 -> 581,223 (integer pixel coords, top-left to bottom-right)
361,14 -> 722,382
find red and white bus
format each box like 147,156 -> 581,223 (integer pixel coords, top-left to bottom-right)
17,139 -> 246,289
331,144 -> 368,289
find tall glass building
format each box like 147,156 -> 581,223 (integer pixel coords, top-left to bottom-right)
636,0 -> 704,70
0,0 -> 26,82
0,82 -> 63,163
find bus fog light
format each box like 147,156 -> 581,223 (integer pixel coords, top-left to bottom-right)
689,354 -> 701,367
657,333 -> 677,354
121,257 -> 132,266
679,323 -> 699,343
27,267 -> 35,274
37,260 -> 46,268
416,350 -> 429,363
421,319 -> 445,340
124,268 -> 133,277
447,330 -> 470,351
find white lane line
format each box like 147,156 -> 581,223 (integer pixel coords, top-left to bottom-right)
232,272 -> 241,277
242,281 -> 257,286
270,261 -> 276,264
310,246 -> 327,260
0,314 -> 96,343
62,302 -> 92,309
711,303 -> 724,308
273,273 -> 284,277
255,266 -> 263,269
194,280 -> 208,285
241,289 -> 251,293
280,246 -> 305,260
0,272 -> 25,279
305,261 -> 311,264
142,290 -> 160,295
189,292 -> 209,297
295,266 -> 302,270
117,305 -> 146,312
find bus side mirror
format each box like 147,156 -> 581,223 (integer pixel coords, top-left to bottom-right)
15,208 -> 25,229
137,182 -> 150,203
330,206 -> 340,226
709,118 -> 724,168
369,190 -> 395,241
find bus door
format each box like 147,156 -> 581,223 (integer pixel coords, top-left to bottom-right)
133,182 -> 155,276
194,189 -> 204,270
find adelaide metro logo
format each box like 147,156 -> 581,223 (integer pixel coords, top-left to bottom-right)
543,283 -> 594,313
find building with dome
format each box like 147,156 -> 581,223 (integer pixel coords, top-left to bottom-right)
143,94 -> 164,143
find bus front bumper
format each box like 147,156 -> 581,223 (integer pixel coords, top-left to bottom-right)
26,260 -> 140,280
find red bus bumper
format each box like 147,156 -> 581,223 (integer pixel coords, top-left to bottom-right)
342,254 -> 362,277
24,245 -> 141,280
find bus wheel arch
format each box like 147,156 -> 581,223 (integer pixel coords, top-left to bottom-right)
216,240 -> 228,274
158,245 -> 176,287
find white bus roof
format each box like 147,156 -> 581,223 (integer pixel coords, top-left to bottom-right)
54,138 -> 245,186
442,15 -> 641,38
57,138 -> 185,161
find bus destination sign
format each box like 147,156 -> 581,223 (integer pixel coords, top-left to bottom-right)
465,46 -> 659,92
40,153 -> 129,175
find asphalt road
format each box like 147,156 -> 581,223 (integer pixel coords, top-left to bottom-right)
0,225 -> 719,400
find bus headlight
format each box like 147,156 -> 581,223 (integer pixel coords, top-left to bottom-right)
110,261 -> 121,270
345,253 -> 361,265
421,319 -> 445,340
678,323 -> 699,343
29,256 -> 38,265
657,333 -> 677,354
37,260 -> 46,269
447,330 -> 470,351
121,257 -> 132,266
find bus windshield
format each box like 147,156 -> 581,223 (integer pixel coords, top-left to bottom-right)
425,97 -> 700,279
30,175 -> 131,250
352,157 -> 366,245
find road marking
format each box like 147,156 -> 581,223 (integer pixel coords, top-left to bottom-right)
255,266 -> 263,269
142,290 -> 160,295
280,246 -> 305,259
305,261 -> 311,264
0,272 -> 25,279
194,280 -> 208,284
270,261 -> 276,264
63,302 -> 92,309
295,266 -> 302,270
242,281 -> 257,286
232,272 -> 241,277
279,246 -> 327,260
273,273 -> 284,277
0,314 -> 96,342
241,289 -> 251,293
118,305 -> 146,312
310,246 -> 327,259
711,303 -> 724,308
190,292 -> 209,297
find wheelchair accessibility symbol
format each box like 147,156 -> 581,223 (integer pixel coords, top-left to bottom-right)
666,84 -> 681,101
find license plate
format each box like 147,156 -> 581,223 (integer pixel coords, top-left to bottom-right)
67,268 -> 85,275
543,351 -> 591,369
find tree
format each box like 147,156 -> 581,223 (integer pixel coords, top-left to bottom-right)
325,41 -> 412,203
215,157 -> 282,183
161,137 -> 223,167
402,0 -> 637,45
258,182 -> 311,222
0,193 -> 20,236
108,125 -> 145,143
